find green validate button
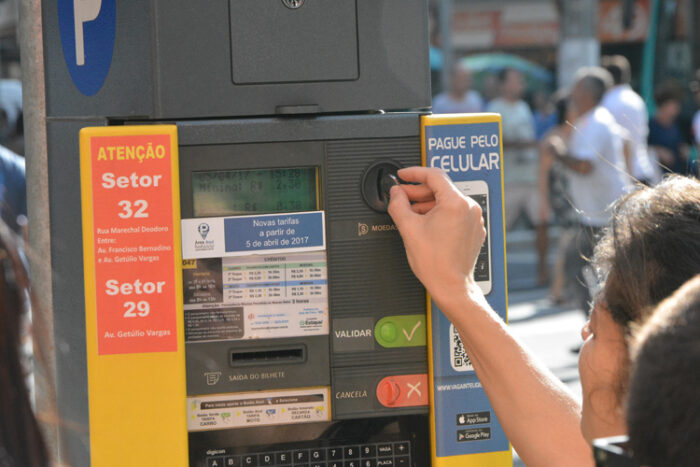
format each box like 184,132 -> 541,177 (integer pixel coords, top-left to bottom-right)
375,315 -> 426,348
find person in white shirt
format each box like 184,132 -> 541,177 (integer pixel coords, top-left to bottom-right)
546,67 -> 632,313
486,68 -> 547,283
432,64 -> 484,114
486,69 -> 540,228
601,55 -> 659,185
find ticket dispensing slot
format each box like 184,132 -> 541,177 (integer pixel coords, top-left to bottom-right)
230,345 -> 307,366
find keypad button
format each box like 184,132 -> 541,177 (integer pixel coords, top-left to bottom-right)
361,459 -> 376,467
310,448 -> 326,461
377,444 -> 393,457
328,447 -> 343,460
259,453 -> 274,466
361,445 -> 376,458
329,462 -> 343,467
311,463 -> 326,467
345,461 -> 359,467
344,446 -> 360,459
395,456 -> 410,466
225,456 -> 241,467
242,455 -> 258,466
393,443 -> 409,456
209,458 -> 226,467
376,459 -> 394,466
277,451 -> 292,465
294,450 -> 310,463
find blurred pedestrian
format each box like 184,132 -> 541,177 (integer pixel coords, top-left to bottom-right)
0,145 -> 26,234
432,64 -> 484,114
690,69 -> 700,168
0,221 -> 48,467
601,55 -> 659,185
626,275 -> 700,467
648,83 -> 692,175
486,69 -> 547,280
486,69 -> 539,228
0,80 -> 22,156
481,73 -> 500,104
537,91 -> 576,302
545,67 -> 631,313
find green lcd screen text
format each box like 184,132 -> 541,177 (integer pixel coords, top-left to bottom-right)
192,168 -> 318,217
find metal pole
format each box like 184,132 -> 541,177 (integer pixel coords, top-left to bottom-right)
440,0 -> 454,93
18,0 -> 58,462
557,0 -> 600,88
641,0 -> 660,112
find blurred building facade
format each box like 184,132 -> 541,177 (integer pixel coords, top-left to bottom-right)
431,0 -> 699,95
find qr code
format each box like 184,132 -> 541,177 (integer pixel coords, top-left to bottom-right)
450,325 -> 474,372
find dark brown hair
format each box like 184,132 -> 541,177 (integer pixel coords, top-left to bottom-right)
626,275 -> 700,467
593,175 -> 700,332
653,82 -> 683,107
0,222 -> 48,467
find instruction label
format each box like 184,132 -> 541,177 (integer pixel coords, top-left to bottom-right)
81,128 -> 181,355
187,387 -> 330,431
183,252 -> 328,341
181,212 -> 325,259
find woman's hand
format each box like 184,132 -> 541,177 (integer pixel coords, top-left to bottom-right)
387,167 -> 486,313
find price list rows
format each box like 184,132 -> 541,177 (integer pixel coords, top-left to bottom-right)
223,260 -> 327,303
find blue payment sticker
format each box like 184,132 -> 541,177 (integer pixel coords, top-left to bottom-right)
58,0 -> 116,96
224,212 -> 325,254
423,115 -> 511,462
181,212 -> 326,260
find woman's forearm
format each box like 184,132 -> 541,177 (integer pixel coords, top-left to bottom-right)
443,292 -> 593,467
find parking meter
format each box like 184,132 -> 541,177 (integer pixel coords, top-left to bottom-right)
41,1 -> 511,466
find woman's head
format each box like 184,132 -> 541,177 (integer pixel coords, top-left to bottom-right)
578,176 -> 700,442
626,275 -> 700,467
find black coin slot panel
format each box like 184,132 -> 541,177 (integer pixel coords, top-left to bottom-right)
361,161 -> 403,213
230,345 -> 307,367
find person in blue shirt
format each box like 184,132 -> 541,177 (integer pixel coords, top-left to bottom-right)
648,85 -> 693,175
0,145 -> 26,233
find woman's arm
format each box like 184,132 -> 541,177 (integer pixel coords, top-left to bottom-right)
388,167 -> 593,467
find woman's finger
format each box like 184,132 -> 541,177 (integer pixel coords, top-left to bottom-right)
411,201 -> 437,214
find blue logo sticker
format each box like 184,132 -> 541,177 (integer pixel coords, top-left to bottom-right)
57,0 -> 116,96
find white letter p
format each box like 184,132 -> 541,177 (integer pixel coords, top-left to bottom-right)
73,0 -> 102,66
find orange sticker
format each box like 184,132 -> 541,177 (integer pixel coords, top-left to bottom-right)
86,132 -> 178,355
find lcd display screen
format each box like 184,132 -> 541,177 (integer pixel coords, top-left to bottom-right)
193,168 -> 319,217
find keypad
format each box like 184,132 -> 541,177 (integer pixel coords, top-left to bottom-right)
204,441 -> 411,467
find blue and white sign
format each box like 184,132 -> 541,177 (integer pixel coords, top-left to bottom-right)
58,0 -> 116,96
182,212 -> 326,260
423,115 -> 511,462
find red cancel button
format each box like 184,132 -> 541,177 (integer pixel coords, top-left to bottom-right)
376,374 -> 428,408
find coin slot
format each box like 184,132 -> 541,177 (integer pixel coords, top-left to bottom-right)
361,161 -> 403,213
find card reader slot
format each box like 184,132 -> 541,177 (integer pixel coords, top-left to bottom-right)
230,345 -> 307,367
